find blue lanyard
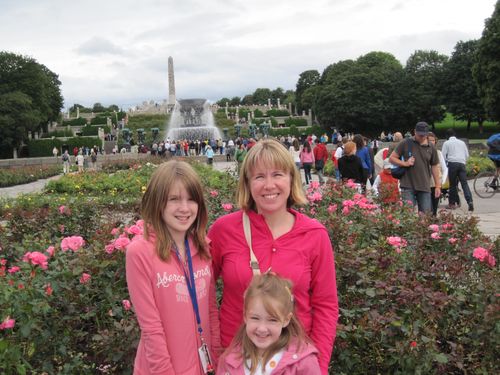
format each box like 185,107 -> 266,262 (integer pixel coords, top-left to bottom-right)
174,238 -> 203,337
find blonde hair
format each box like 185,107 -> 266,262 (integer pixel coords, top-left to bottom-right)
229,273 -> 308,374
141,160 -> 209,261
237,139 -> 307,211
344,141 -> 356,156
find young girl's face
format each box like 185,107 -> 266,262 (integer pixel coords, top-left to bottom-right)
162,181 -> 198,240
244,296 -> 291,355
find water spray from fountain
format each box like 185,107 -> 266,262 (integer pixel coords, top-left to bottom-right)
165,99 -> 221,141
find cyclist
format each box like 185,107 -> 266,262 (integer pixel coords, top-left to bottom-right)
487,133 -> 500,188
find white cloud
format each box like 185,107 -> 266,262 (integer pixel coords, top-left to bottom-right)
0,0 -> 496,109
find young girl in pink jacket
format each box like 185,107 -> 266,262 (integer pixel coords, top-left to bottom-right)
217,273 -> 320,375
126,160 -> 221,375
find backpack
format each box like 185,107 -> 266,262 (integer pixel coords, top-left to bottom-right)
391,139 -> 412,180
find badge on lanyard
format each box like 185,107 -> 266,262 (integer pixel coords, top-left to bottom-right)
175,238 -> 215,375
198,341 -> 215,374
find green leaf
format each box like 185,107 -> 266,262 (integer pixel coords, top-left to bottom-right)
434,353 -> 448,363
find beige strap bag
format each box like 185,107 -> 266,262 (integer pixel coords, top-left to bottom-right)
242,212 -> 261,275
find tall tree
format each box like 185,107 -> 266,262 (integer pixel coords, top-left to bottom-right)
315,52 -> 408,134
0,52 -> 63,158
442,40 -> 486,132
295,70 -> 320,112
405,50 -> 449,128
252,88 -> 272,105
241,94 -> 254,106
473,0 -> 500,121
216,97 -> 231,106
229,96 -> 241,106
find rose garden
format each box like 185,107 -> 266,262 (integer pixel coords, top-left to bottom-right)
0,157 -> 497,374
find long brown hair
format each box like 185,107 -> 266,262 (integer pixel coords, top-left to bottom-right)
141,160 -> 209,261
237,138 -> 306,211
227,273 -> 309,374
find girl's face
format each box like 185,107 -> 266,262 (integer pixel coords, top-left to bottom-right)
244,296 -> 291,355
428,136 -> 436,145
162,181 -> 198,241
249,164 -> 291,216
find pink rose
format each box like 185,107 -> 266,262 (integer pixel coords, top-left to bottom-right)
45,283 -> 53,296
222,203 -> 233,212
309,181 -> 320,190
80,273 -> 91,284
114,237 -> 131,250
7,266 -> 20,274
58,205 -> 66,214
487,254 -> 496,267
448,238 -> 458,244
105,243 -> 115,254
307,192 -> 323,202
428,224 -> 440,232
386,236 -> 407,248
136,220 -> 144,229
110,228 -> 120,236
122,299 -> 132,311
327,204 -> 337,213
127,225 -> 143,236
430,232 -> 441,240
345,179 -> 357,189
22,251 -> 48,269
0,317 -> 15,330
210,190 -> 219,197
61,236 -> 85,252
46,246 -> 55,257
472,247 -> 489,262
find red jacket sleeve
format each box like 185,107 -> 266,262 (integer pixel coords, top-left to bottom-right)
309,229 -> 339,374
125,241 -> 176,375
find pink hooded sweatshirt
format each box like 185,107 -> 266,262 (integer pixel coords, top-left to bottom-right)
126,234 -> 221,375
208,209 -> 338,374
216,341 -> 321,375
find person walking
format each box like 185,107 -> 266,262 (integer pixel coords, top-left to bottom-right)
389,122 -> 441,214
441,129 -> 474,211
62,150 -> 71,174
313,139 -> 328,184
299,141 -> 314,185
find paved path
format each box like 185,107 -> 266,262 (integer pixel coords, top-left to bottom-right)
1,162 -> 498,239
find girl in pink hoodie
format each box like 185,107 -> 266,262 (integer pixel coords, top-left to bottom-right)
217,273 -> 320,375
126,160 -> 221,375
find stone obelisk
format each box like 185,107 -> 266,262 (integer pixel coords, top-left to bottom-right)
167,56 -> 176,113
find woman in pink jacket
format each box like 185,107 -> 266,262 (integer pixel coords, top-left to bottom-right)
208,139 -> 338,374
126,160 -> 221,375
217,273 -> 321,374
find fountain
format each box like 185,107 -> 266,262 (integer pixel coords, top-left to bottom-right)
166,99 -> 222,141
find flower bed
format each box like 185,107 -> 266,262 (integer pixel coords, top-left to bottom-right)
0,161 -> 498,374
0,165 -> 61,188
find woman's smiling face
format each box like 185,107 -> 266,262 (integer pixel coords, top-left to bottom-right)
249,164 -> 291,215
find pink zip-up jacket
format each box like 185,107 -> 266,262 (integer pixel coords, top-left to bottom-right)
208,209 -> 338,374
126,233 -> 221,375
299,149 -> 315,164
216,341 -> 321,375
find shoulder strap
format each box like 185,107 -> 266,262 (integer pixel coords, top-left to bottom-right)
242,212 -> 260,275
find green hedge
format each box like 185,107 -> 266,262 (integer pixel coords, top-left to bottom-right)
40,129 -> 74,138
62,118 -> 88,126
90,117 -> 108,125
79,125 -> 111,136
285,117 -> 308,127
267,109 -> 290,117
27,137 -> 102,157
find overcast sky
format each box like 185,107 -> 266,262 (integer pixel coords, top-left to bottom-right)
1,0 -> 497,110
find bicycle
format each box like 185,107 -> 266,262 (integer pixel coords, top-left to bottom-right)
473,170 -> 499,198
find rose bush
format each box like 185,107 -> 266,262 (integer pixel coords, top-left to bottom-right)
0,160 -> 498,374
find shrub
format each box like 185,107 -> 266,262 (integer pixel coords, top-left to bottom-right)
62,118 -> 87,126
27,137 -> 102,157
266,109 -> 290,117
0,165 -> 61,187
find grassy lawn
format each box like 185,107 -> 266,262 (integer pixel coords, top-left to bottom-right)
433,113 -> 499,139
